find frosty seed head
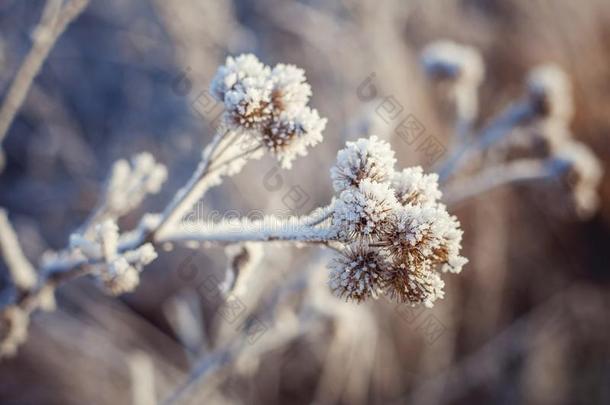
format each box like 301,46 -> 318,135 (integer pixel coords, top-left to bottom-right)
211,54 -> 273,129
328,137 -> 467,307
332,179 -> 401,240
328,243 -> 390,303
527,64 -> 573,123
385,205 -> 467,274
392,167 -> 442,207
211,54 -> 327,168
262,107 -> 327,169
384,262 -> 445,308
421,40 -> 484,85
270,63 -> 312,114
330,135 -> 396,193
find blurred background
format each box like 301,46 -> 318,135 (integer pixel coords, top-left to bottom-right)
0,0 -> 609,404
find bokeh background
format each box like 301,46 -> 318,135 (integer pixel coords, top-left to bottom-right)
0,0 -> 609,404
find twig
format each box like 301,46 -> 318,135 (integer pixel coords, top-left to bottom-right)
442,159 -> 554,206
0,0 -> 89,164
437,100 -> 536,183
0,209 -> 37,290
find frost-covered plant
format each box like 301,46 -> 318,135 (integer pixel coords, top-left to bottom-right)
0,44 -> 603,361
328,137 -> 466,307
210,54 -> 326,169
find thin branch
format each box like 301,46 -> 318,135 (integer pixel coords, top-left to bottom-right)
0,0 -> 90,164
0,209 -> 37,290
151,127 -> 231,240
442,159 -> 554,206
437,100 -> 536,183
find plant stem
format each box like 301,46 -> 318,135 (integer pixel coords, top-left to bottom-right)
0,0 -> 89,166
442,159 -> 554,206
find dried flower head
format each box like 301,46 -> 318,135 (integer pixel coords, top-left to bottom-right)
262,107 -> 326,169
328,244 -> 389,303
385,263 -> 445,308
270,63 -> 312,114
211,54 -> 273,129
332,179 -> 400,240
331,135 -> 396,193
211,54 -> 327,169
328,137 -> 467,306
527,64 -> 573,123
392,167 -> 442,207
421,40 -> 484,85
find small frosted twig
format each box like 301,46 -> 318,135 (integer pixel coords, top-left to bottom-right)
152,128 -> 230,240
158,217 -> 336,245
0,209 -> 37,290
301,202 -> 335,226
0,0 -> 89,163
129,351 -> 157,405
437,101 -> 536,183
206,144 -> 263,174
442,159 -> 554,206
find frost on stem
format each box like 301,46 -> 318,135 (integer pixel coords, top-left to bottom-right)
328,136 -> 467,306
211,54 -> 327,169
70,220 -> 158,295
84,152 -> 167,233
